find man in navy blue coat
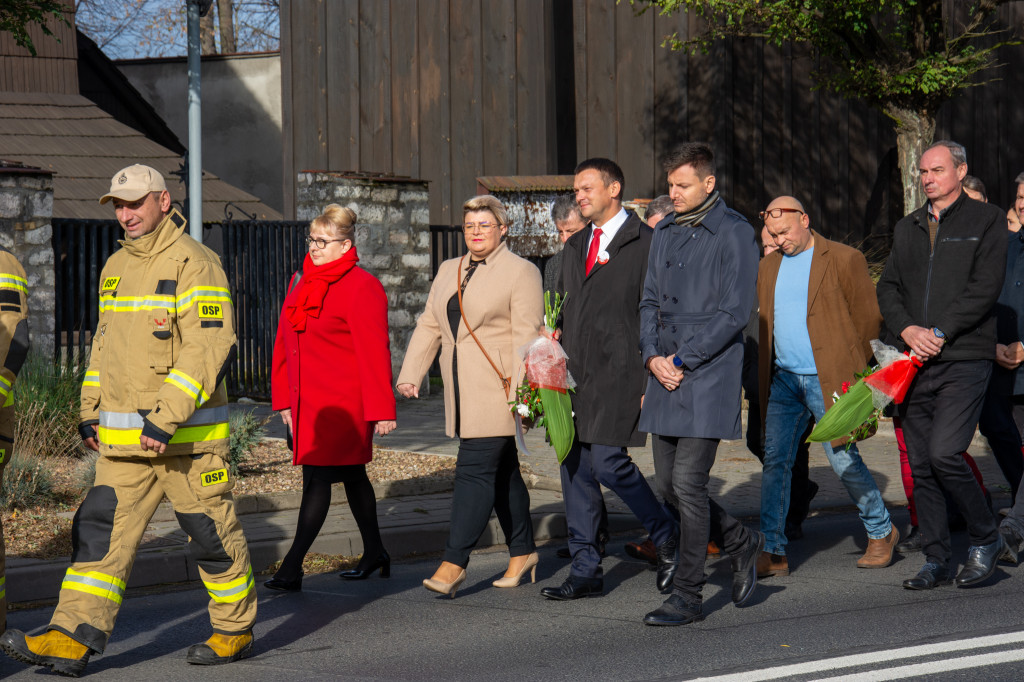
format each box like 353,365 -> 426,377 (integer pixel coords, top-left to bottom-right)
638,143 -> 764,625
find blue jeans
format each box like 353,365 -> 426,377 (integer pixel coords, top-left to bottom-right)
761,368 -> 891,555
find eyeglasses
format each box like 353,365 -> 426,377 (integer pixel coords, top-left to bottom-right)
305,236 -> 348,249
759,208 -> 804,221
462,222 -> 501,233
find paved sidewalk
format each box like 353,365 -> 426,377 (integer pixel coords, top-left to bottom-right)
7,394 -> 1009,605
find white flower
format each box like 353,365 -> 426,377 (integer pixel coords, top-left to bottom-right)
832,391 -> 840,404
516,404 -> 531,417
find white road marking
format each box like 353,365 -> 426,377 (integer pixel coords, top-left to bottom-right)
810,648 -> 1024,681
690,630 -> 1024,681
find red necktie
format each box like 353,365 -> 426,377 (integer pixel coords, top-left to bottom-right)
585,227 -> 603,275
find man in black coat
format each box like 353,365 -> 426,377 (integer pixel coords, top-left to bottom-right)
540,158 -> 678,601
638,143 -> 763,625
877,140 -> 1007,591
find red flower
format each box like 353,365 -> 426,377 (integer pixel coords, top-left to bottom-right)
841,381 -> 851,394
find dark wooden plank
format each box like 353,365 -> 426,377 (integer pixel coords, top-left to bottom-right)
481,0 -> 516,174
359,0 -> 392,172
448,0 -> 483,209
280,0 -> 294,216
290,0 -> 329,174
685,9 -> 713,144
760,40 -> 792,202
324,0 -> 359,172
418,0 -> 452,222
819,90 -> 849,241
730,35 -> 762,223
572,0 -> 588,162
390,0 -> 419,178
614,0 -> 654,199
789,45 -> 820,232
584,0 -> 617,159
515,0 -> 556,173
651,9 -> 688,195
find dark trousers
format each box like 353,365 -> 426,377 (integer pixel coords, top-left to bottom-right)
652,436 -> 751,603
560,440 -> 677,578
899,360 -> 998,566
978,371 -> 1024,499
444,436 -> 535,567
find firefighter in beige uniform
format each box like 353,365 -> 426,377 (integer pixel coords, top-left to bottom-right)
0,247 -> 29,636
0,165 -> 256,677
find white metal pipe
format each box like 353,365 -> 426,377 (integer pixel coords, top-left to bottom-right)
186,0 -> 203,242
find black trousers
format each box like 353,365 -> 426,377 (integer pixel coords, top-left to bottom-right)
899,360 -> 998,566
978,369 -> 1024,499
652,436 -> 752,603
443,436 -> 535,567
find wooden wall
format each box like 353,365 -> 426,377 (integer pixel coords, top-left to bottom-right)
0,1 -> 78,95
281,0 -> 566,223
283,0 -> 1024,244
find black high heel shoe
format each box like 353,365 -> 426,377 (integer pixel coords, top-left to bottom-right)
339,550 -> 391,580
264,573 -> 303,592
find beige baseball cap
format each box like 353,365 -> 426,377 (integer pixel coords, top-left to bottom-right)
99,164 -> 168,204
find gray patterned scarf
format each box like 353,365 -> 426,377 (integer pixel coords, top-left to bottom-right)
673,190 -> 721,228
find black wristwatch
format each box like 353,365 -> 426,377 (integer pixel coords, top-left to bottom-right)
932,327 -> 946,339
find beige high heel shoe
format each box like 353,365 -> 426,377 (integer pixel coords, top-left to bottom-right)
423,568 -> 467,598
492,551 -> 539,588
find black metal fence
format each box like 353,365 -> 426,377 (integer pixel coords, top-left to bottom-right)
430,224 -> 468,276
51,218 -> 307,399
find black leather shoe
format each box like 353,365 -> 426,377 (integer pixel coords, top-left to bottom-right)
655,538 -> 679,592
340,550 -> 391,580
264,574 -> 302,592
902,562 -> 952,590
540,575 -> 603,600
643,594 -> 703,626
896,526 -> 923,553
956,536 -> 1004,587
731,530 -> 764,605
998,527 -> 1022,566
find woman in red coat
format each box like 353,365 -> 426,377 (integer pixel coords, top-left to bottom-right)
265,204 -> 397,591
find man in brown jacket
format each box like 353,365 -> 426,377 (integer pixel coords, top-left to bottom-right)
756,195 -> 898,577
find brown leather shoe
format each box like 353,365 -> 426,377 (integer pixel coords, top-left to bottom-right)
857,526 -> 899,569
756,551 -> 789,577
625,538 -> 658,565
707,540 -> 721,556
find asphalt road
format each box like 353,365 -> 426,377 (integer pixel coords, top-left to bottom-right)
4,510 -> 1024,681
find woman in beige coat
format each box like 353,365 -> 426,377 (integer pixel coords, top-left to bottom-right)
397,195 -> 543,597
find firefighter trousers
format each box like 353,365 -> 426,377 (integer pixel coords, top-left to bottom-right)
0,435 -> 9,634
48,452 -> 257,653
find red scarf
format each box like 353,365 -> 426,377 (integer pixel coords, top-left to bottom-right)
284,248 -> 359,332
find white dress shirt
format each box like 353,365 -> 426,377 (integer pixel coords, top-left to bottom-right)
588,207 -> 629,255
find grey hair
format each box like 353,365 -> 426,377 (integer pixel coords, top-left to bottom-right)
926,140 -> 967,167
550,194 -> 583,223
646,195 -> 674,221
1015,172 -> 1024,185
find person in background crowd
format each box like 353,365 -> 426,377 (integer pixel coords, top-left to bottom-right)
645,194 -> 675,228
1010,207 -> 1021,233
756,195 -> 897,578
962,175 -> 988,202
1,165 -> 256,676
542,158 -> 678,602
265,205 -> 397,592
397,195 -> 543,597
877,140 -> 1007,590
545,194 -> 610,562
639,143 -> 763,626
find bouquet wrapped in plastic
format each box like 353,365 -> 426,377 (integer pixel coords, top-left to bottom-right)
510,292 -> 576,463
807,340 -> 922,446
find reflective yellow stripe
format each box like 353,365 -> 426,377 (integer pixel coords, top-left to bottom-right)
205,567 -> 255,604
98,294 -> 176,313
176,286 -> 232,314
0,375 -> 10,401
164,369 -> 210,406
83,371 -> 100,388
61,569 -> 125,605
0,575 -> 5,601
0,274 -> 27,293
2,392 -> 11,407
97,421 -> 230,446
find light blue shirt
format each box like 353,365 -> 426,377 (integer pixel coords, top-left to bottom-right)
773,247 -> 817,375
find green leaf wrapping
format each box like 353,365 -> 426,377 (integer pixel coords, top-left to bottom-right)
539,387 -> 575,463
806,379 -> 875,443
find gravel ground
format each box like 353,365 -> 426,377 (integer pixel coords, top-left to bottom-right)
3,442 -> 461,561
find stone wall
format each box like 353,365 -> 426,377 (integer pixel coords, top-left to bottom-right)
296,172 -> 431,392
0,162 -> 55,355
